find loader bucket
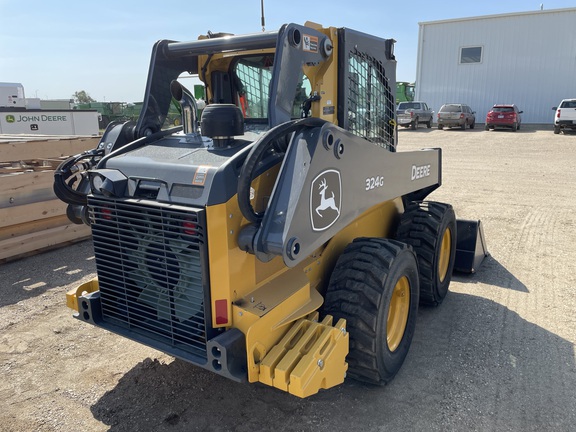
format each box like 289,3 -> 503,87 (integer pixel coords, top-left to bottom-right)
454,219 -> 488,274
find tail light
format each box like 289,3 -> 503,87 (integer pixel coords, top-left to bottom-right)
557,109 -> 561,118
410,111 -> 414,118
215,299 -> 228,325
460,113 -> 465,119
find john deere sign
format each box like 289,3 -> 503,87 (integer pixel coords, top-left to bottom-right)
0,110 -> 99,135
9,114 -> 68,122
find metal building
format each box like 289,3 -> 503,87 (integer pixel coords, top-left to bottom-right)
415,8 -> 576,124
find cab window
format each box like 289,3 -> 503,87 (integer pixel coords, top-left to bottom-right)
233,56 -> 311,120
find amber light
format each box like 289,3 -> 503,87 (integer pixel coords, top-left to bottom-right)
215,299 -> 228,325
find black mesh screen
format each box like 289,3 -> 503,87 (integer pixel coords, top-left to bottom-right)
347,50 -> 395,149
89,197 -> 209,358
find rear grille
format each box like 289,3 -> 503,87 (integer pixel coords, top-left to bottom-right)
88,196 -> 210,358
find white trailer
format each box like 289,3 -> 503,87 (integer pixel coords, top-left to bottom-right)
0,110 -> 99,135
0,82 -> 26,109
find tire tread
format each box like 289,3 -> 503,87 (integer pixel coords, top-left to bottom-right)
323,238 -> 416,384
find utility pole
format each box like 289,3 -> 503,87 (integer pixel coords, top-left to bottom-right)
261,0 -> 266,32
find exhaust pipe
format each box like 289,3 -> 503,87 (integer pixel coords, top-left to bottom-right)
170,80 -> 199,135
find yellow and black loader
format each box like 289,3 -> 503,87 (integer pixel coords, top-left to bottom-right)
54,22 -> 485,398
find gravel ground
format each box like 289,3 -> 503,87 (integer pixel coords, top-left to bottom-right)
1,125 -> 575,431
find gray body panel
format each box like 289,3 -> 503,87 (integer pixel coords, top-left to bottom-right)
255,123 -> 441,266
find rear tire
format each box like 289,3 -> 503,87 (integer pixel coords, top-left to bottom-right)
438,124 -> 443,130
396,201 -> 456,306
554,125 -> 561,134
484,124 -> 489,131
470,121 -> 475,130
323,238 -> 419,385
411,118 -> 419,130
461,122 -> 466,130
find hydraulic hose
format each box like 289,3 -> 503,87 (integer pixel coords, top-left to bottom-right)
237,117 -> 326,224
53,150 -> 103,206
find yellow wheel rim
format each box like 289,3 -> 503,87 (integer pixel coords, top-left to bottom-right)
438,228 -> 452,283
387,276 -> 410,352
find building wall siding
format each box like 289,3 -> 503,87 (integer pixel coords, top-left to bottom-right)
416,9 -> 576,124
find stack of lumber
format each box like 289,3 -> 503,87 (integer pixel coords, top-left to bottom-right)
0,136 -> 99,261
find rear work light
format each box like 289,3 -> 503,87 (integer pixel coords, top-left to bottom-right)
101,207 -> 113,220
182,220 -> 197,235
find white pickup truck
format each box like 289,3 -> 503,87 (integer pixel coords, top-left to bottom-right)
553,99 -> 576,134
396,101 -> 434,130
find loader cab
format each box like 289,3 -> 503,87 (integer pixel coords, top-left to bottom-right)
135,22 -> 397,150
208,54 -> 312,124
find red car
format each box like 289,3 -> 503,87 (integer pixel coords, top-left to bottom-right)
485,104 -> 523,131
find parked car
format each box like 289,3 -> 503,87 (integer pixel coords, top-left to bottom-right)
437,104 -> 476,130
553,99 -> 576,134
396,101 -> 434,129
485,104 -> 523,131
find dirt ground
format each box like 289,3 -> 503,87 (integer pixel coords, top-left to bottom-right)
1,126 -> 575,432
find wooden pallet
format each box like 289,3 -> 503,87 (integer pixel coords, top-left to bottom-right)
0,136 -> 99,262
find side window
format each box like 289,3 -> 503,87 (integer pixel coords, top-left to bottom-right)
292,75 -> 312,118
347,51 -> 395,149
460,46 -> 483,64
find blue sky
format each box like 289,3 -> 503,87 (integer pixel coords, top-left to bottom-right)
1,0 -> 574,102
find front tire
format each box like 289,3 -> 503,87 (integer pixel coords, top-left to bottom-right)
396,201 -> 457,306
323,238 -> 420,385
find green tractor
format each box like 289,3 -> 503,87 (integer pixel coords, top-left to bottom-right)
396,81 -> 415,104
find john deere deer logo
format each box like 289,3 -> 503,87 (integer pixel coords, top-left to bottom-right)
316,178 -> 340,217
310,170 -> 341,231
5,115 -> 15,123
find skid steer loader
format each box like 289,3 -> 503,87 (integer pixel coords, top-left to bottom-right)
55,22 -> 465,398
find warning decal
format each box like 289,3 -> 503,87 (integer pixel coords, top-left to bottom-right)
192,165 -> 211,186
303,34 -> 319,53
